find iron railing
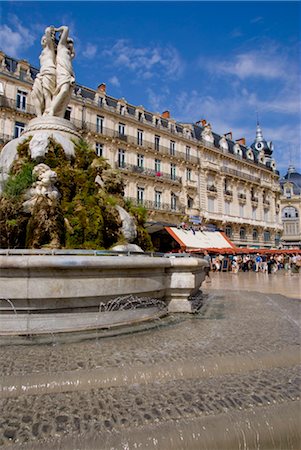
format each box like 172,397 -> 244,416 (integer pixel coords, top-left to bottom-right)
125,197 -> 185,214
116,162 -> 182,184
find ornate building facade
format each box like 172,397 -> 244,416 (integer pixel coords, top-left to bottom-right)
280,166 -> 301,248
0,52 -> 283,248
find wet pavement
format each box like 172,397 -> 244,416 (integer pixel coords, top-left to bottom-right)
0,271 -> 300,449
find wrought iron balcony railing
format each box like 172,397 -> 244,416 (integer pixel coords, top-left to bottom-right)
125,197 -> 185,213
116,162 -> 182,184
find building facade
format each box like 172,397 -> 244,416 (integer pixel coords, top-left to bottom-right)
0,52 -> 283,248
280,166 -> 301,248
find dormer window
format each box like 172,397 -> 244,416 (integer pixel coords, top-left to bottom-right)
285,188 -> 292,198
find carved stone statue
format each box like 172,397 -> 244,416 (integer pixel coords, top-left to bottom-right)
201,122 -> 214,143
23,163 -> 60,213
31,25 -> 75,118
31,26 -> 56,116
48,26 -> 75,117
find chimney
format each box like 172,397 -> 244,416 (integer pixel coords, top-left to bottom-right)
97,83 -> 106,93
236,137 -> 246,146
201,119 -> 207,126
224,132 -> 232,140
162,110 -> 170,119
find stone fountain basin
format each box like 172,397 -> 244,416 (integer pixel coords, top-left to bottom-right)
0,254 -> 208,335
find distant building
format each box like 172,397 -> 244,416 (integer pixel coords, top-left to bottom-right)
280,166 -> 301,248
0,51 -> 283,248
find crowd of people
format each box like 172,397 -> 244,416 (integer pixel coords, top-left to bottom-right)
203,251 -> 301,276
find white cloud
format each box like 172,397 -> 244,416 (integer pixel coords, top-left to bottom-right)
103,39 -> 184,80
82,43 -> 98,59
207,49 -> 286,80
0,15 -> 35,57
109,75 -> 120,87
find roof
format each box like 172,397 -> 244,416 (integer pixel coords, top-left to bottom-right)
280,166 -> 301,195
165,227 -> 235,250
0,53 -> 277,173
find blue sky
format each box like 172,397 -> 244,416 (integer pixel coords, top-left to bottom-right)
1,1 -> 300,174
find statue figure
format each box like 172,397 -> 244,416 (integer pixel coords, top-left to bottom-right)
48,26 -> 75,117
31,26 -> 56,117
31,25 -> 75,118
23,163 -> 60,213
201,122 -> 214,143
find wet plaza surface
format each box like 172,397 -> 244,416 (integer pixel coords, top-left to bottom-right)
0,272 -> 300,449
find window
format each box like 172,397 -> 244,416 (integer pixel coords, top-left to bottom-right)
119,105 -> 125,115
154,135 -> 160,151
64,107 -> 72,121
137,154 -> 144,168
155,159 -> 161,173
95,143 -> 103,157
170,140 -> 175,156
98,97 -> 103,107
137,187 -> 144,204
14,121 -> 25,138
186,146 -> 191,160
186,168 -> 192,181
285,188 -> 291,199
240,227 -> 246,240
252,229 -> 258,241
20,69 -> 27,81
264,230 -> 271,242
96,115 -> 104,133
138,111 -> 143,122
187,196 -> 193,209
225,225 -> 232,238
208,198 -> 215,212
137,129 -> 143,145
170,163 -> 176,180
252,207 -> 257,220
118,149 -> 125,168
239,204 -> 244,218
224,201 -> 230,215
16,90 -> 27,111
171,193 -> 177,211
264,209 -> 269,222
155,191 -> 161,209
282,206 -> 299,219
118,123 -> 125,136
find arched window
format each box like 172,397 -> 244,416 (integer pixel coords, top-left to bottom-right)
252,229 -> 258,241
225,225 -> 232,238
240,227 -> 246,240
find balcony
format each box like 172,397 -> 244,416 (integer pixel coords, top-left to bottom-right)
116,162 -> 182,184
221,166 -> 261,184
125,197 -> 185,214
224,190 -> 233,199
0,96 -> 36,116
186,179 -> 197,190
71,119 -> 200,165
207,185 -> 217,197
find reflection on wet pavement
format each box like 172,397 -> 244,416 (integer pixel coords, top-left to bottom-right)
0,273 -> 300,449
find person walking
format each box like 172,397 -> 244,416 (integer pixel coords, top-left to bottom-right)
255,253 -> 262,272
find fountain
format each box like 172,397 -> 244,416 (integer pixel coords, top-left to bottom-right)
0,25 -> 208,335
0,26 -> 299,450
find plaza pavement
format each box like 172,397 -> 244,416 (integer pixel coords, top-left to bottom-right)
0,271 -> 300,449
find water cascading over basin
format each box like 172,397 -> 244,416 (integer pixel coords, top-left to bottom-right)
0,251 -> 208,335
